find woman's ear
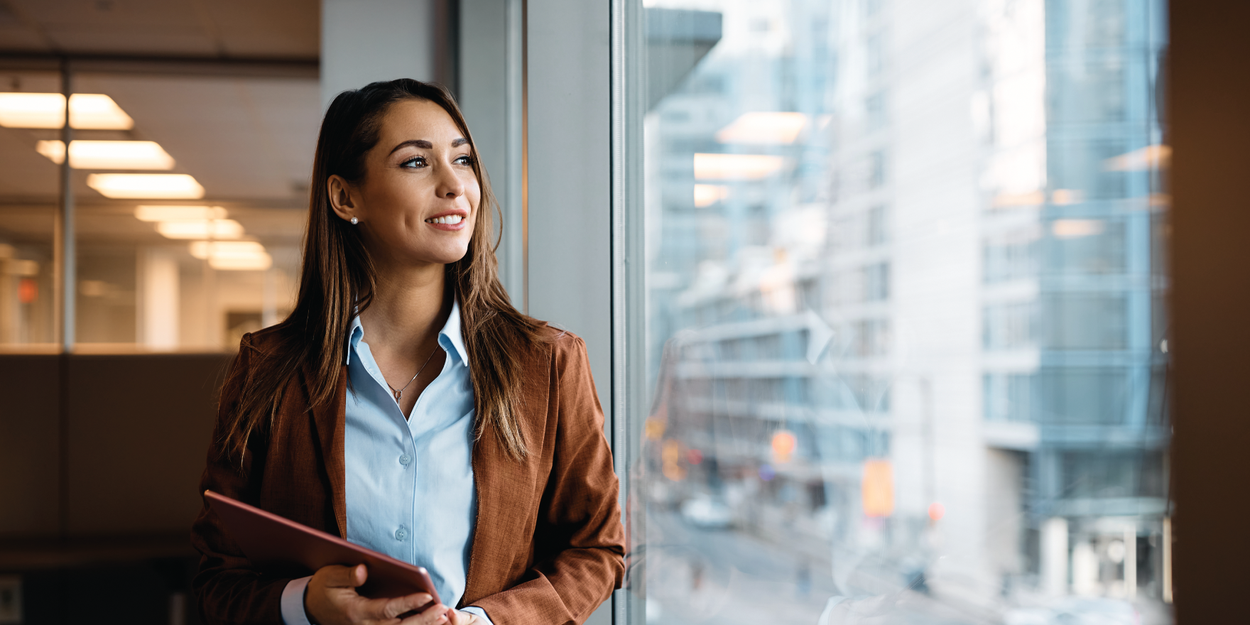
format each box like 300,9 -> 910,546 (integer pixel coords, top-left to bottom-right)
327,175 -> 359,223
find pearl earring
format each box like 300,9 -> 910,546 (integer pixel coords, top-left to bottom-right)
350,217 -> 358,225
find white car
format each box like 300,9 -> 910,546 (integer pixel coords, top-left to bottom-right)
679,496 -> 734,529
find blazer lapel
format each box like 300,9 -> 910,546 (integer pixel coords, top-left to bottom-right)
308,365 -> 349,538
464,341 -> 551,604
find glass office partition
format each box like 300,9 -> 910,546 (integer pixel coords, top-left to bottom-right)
631,0 -> 1170,623
0,70 -> 317,352
68,73 -> 314,352
0,71 -> 63,351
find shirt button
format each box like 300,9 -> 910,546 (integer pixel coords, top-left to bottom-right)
395,526 -> 408,541
399,454 -> 412,466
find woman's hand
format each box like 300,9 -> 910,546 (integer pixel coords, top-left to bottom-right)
305,563 -> 448,625
445,609 -> 481,625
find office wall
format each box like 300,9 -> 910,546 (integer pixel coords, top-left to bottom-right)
526,0 -> 613,405
0,357 -> 61,537
321,0 -> 456,110
0,354 -> 230,540
459,0 -> 526,305
1170,1 -> 1250,623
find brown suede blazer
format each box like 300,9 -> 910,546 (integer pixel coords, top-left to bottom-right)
190,325 -> 625,625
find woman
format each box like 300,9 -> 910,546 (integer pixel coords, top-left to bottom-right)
191,79 -> 625,625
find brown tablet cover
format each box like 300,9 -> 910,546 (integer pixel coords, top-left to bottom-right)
205,489 -> 442,602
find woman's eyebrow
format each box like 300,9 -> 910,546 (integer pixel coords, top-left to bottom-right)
388,138 -> 469,154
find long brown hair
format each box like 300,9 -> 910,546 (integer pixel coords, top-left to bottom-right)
220,79 -> 544,464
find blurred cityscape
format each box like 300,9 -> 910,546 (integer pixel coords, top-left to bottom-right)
638,0 -> 1170,623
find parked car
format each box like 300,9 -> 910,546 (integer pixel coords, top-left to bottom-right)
679,496 -> 734,529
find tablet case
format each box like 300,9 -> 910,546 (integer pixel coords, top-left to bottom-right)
204,489 -> 442,602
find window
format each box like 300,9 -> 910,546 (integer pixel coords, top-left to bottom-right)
984,301 -> 1039,350
632,0 -> 1170,622
984,227 -> 1041,283
1042,294 -> 1128,350
985,372 -> 1037,421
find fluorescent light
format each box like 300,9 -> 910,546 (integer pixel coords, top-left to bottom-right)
1052,219 -> 1104,239
1105,144 -> 1170,171
694,184 -> 729,207
991,191 -> 1045,208
86,173 -> 204,199
189,241 -> 264,259
209,254 -> 272,270
0,93 -> 61,128
0,93 -> 134,129
1051,189 -> 1083,205
715,112 -> 807,144
694,153 -> 785,180
135,205 -> 227,222
157,219 -> 244,239
36,140 -> 175,170
189,241 -> 271,271
71,94 -> 135,129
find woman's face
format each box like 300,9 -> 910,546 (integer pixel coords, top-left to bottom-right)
335,98 -> 481,270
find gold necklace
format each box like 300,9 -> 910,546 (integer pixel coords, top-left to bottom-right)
387,342 -> 440,402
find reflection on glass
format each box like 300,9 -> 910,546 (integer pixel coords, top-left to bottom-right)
636,0 -> 1169,623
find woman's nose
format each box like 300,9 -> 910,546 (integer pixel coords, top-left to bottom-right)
437,165 -> 465,198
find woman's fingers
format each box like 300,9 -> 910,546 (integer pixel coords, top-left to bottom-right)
332,565 -> 365,587
398,603 -> 452,625
348,596 -> 438,622
444,609 -> 480,625
321,563 -> 368,589
307,564 -> 439,624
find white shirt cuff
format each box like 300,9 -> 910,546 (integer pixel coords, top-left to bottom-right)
280,576 -> 314,625
462,606 -> 493,625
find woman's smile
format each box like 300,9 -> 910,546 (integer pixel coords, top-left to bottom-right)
425,210 -> 469,230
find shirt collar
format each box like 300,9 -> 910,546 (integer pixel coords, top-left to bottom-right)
345,299 -> 469,367
441,299 -> 470,366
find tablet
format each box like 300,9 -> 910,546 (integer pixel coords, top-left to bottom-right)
204,489 -> 441,602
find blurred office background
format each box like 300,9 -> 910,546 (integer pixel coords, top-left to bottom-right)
0,0 -> 1245,624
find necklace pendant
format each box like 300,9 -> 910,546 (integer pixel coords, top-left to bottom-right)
393,389 -> 402,401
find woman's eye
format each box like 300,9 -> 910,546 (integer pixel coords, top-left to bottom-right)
455,155 -> 474,166
401,157 -> 427,168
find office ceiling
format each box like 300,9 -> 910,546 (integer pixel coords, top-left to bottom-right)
0,0 -> 318,58
0,0 -> 321,247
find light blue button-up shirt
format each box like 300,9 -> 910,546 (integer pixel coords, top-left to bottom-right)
280,301 -> 491,625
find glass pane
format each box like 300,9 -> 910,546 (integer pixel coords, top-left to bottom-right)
634,1 -> 1170,624
0,71 -> 63,351
69,73 -> 314,351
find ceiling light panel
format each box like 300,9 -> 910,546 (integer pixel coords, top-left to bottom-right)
0,93 -> 134,129
1051,219 -> 1104,239
189,241 -> 266,259
86,173 -> 205,199
694,184 -> 730,207
157,219 -> 244,240
135,206 -> 228,222
715,112 -> 808,145
189,241 -> 272,271
1104,144 -> 1170,171
209,254 -> 272,271
693,153 -> 786,180
36,140 -> 175,170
